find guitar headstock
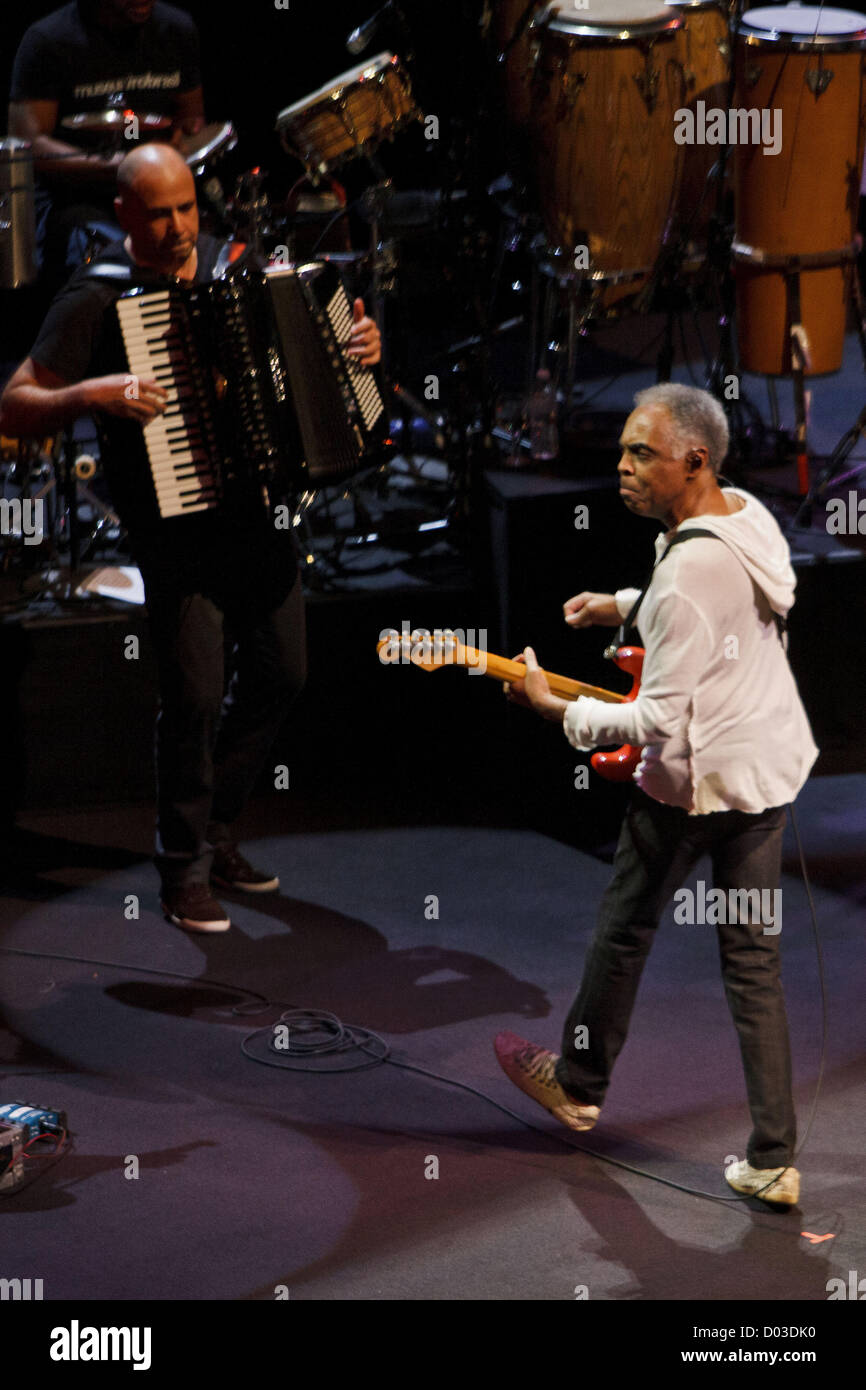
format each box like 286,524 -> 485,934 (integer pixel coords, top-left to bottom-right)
377,629 -> 469,673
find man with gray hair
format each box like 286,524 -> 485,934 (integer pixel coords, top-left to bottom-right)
496,384 -> 818,1207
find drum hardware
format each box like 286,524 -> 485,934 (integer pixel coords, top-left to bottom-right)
559,69 -> 588,109
732,243 -> 860,271
805,67 -> 835,94
0,138 -> 37,289
231,167 -> 273,258
346,1 -> 413,58
490,0 -> 546,131
497,1 -> 540,61
633,53 -> 662,112
792,261 -> 866,524
41,436 -> 123,587
793,398 -> 866,529
743,62 -> 763,87
0,431 -> 124,603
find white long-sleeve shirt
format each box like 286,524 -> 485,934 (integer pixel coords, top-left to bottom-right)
562,488 -> 819,814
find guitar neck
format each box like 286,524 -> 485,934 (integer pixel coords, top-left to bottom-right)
465,648 -> 625,704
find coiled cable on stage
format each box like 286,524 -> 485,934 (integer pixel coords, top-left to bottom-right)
242,1007 -> 390,1073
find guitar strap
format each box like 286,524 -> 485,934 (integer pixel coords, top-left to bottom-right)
609,525 -> 787,655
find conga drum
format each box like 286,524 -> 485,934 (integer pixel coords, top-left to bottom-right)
665,0 -> 731,245
733,4 -> 866,375
530,0 -> 687,301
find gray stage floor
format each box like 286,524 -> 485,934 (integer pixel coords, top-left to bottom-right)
0,773 -> 862,1301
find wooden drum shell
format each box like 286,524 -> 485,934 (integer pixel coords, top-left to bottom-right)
734,22 -> 866,375
277,53 -> 419,176
530,11 -> 686,293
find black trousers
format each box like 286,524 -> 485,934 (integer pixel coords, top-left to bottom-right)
554,787 -> 796,1168
135,528 -> 306,891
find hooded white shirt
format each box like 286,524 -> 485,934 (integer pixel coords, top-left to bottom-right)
562,487 -> 819,813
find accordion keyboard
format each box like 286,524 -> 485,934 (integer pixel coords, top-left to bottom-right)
116,290 -> 221,518
322,284 -> 385,434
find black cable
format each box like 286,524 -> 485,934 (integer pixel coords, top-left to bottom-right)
569,320 -> 673,411
241,1008 -> 389,1073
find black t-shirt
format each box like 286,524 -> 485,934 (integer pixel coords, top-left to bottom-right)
29,233 -> 298,599
11,1 -> 201,211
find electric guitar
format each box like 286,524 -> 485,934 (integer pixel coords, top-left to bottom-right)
377,630 -> 645,782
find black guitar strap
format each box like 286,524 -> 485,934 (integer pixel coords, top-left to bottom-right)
608,525 -> 786,657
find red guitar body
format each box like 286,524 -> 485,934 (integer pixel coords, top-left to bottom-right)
589,646 -> 645,783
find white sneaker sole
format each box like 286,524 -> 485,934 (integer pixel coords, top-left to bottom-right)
162,905 -> 231,933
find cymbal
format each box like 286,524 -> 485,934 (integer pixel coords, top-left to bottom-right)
60,110 -> 173,135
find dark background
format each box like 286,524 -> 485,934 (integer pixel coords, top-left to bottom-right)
1,1 -> 491,179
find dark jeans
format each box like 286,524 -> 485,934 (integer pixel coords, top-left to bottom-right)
137,533 -> 306,891
555,787 -> 796,1167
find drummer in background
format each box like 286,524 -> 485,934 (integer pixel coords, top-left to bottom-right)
8,0 -> 205,293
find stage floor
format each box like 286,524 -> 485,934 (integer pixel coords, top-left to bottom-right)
0,774 -> 862,1301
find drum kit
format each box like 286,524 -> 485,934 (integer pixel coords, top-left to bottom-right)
4,0 -> 866,607
488,0 -> 866,476
0,38 -> 451,600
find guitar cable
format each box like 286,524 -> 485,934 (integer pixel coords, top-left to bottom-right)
0,799 -> 826,1208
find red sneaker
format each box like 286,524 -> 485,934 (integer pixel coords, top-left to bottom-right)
494,1031 -> 600,1132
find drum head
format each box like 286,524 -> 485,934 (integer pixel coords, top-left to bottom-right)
738,4 -> 866,39
547,0 -> 682,35
181,121 -> 236,167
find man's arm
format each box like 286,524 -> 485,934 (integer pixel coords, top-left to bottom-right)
563,591 -> 623,628
171,87 -> 205,142
514,585 -> 714,747
0,357 -> 167,436
8,100 -> 124,186
561,589 -> 713,749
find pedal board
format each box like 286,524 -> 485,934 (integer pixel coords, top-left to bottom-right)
0,1120 -> 26,1193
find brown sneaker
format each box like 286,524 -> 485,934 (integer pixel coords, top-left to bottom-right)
494,1031 -> 601,1132
211,842 -> 279,894
161,883 -> 231,934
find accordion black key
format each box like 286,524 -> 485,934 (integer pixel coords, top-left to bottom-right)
115,260 -> 386,520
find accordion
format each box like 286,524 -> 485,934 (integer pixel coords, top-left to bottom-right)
114,260 -> 386,519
